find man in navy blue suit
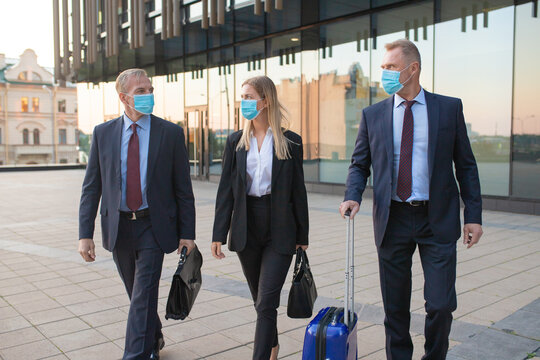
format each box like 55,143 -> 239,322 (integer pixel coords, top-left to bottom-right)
340,39 -> 483,360
78,69 -> 195,360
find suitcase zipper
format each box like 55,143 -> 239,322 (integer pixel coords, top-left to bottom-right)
315,307 -> 336,360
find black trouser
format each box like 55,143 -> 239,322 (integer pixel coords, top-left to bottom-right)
237,195 -> 294,360
113,215 -> 164,360
378,201 -> 457,360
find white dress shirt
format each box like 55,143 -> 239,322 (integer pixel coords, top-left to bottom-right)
246,128 -> 273,197
392,88 -> 430,201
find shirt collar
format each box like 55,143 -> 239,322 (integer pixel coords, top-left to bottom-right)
249,126 -> 273,138
123,113 -> 150,132
394,87 -> 426,108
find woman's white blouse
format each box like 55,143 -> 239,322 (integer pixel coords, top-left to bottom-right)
246,128 -> 273,197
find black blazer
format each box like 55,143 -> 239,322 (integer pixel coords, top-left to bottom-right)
212,130 -> 309,255
79,115 -> 196,253
345,90 -> 482,247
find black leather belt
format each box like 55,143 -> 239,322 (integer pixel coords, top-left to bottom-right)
392,200 -> 429,207
120,208 -> 150,220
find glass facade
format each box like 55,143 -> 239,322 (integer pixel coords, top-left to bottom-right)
76,0 -> 540,201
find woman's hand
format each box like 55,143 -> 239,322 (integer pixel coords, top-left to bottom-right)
296,245 -> 308,251
211,242 -> 225,259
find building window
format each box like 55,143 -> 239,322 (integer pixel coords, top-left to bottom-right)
21,97 -> 29,112
23,129 -> 29,144
33,129 -> 40,145
18,72 -> 27,81
32,97 -> 39,112
59,129 -> 67,144
58,99 -> 66,113
32,72 -> 42,81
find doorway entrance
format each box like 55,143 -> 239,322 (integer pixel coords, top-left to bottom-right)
184,106 -> 209,179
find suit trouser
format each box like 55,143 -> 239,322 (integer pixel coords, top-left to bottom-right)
113,215 -> 164,360
378,201 -> 457,360
237,195 -> 293,360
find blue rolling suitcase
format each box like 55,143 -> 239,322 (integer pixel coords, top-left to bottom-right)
302,212 -> 358,360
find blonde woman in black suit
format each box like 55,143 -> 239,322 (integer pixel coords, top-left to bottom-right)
211,75 -> 309,360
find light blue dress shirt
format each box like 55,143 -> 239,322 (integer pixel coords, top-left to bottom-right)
120,113 -> 150,211
392,88 -> 429,202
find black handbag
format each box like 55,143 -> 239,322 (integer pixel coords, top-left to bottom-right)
165,245 -> 203,320
287,248 -> 318,318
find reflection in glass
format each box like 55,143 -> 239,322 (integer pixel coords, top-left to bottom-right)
267,33 -> 302,136
319,17 -> 371,184
511,2 -> 540,199
370,2 -> 434,106
208,66 -> 235,175
319,0 -> 368,21
300,49 -> 319,182
435,3 -> 514,196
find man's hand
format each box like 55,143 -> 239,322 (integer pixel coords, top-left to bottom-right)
339,200 -> 360,219
178,239 -> 195,255
463,223 -> 483,249
78,238 -> 96,262
296,245 -> 308,251
211,242 -> 225,259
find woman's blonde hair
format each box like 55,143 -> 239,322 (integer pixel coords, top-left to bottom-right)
236,75 -> 291,160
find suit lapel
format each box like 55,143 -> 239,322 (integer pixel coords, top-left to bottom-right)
381,96 -> 394,170
425,91 -> 440,181
147,115 -> 164,187
111,117 -> 123,188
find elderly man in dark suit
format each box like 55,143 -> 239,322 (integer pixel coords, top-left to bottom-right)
78,68 -> 195,360
340,39 -> 483,360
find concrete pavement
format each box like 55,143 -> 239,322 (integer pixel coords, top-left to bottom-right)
0,169 -> 538,359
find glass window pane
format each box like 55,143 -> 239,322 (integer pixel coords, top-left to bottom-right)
435,1 -> 514,196
267,0 -> 301,34
319,0 -> 368,21
301,47 -> 319,182
208,65 -> 235,175
267,33 -> 302,136
234,3 -> 265,42
370,2 -> 434,105
319,16 -> 371,184
185,54 -> 208,107
511,2 -> 540,199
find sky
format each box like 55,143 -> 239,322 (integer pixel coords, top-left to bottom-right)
1,0 -> 54,67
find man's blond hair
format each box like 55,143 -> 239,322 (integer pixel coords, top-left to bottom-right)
115,68 -> 147,93
385,39 -> 421,69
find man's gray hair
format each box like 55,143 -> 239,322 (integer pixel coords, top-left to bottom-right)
115,68 -> 147,93
385,39 -> 422,69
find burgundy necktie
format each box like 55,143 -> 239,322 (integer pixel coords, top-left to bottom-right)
396,100 -> 416,202
126,123 -> 142,211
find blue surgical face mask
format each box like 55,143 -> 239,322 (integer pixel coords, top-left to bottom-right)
124,93 -> 155,115
381,63 -> 414,95
241,99 -> 263,121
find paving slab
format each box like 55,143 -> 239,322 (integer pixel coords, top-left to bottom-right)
0,170 -> 539,359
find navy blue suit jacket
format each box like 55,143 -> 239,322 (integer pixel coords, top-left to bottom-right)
345,90 -> 482,247
79,115 -> 196,253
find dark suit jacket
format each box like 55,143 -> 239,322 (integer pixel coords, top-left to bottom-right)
79,115 -> 196,254
212,130 -> 309,255
345,90 -> 482,247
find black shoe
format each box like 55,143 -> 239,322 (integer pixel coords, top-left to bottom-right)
149,336 -> 165,360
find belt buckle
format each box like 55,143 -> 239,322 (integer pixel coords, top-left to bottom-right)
130,212 -> 137,220
409,201 -> 422,207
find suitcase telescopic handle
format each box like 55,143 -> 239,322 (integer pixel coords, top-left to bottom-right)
344,211 -> 354,328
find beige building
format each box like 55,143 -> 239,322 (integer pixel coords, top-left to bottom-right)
0,49 -> 78,165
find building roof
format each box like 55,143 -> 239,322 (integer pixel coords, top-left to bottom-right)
0,49 -> 75,88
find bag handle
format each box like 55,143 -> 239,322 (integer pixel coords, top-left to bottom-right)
178,246 -> 188,267
292,247 -> 310,281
